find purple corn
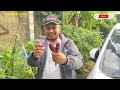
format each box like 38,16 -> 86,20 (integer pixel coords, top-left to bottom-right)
36,44 -> 43,48
49,43 -> 55,52
55,43 -> 60,53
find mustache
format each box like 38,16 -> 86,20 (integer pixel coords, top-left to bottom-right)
48,32 -> 56,35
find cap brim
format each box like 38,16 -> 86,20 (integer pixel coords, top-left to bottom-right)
43,21 -> 59,26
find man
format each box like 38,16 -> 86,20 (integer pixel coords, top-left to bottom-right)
27,15 -> 83,79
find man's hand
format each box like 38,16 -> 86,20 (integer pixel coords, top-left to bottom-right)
33,43 -> 45,59
52,52 -> 68,65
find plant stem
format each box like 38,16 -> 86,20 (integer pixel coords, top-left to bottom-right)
15,34 -> 35,79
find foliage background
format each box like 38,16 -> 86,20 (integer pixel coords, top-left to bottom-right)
0,11 -> 119,79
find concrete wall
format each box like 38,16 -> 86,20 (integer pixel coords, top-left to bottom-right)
0,11 -> 30,51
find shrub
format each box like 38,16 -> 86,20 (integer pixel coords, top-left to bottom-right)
0,35 -> 37,79
62,25 -> 104,78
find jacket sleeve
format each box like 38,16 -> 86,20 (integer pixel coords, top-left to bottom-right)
27,52 -> 41,67
62,39 -> 83,70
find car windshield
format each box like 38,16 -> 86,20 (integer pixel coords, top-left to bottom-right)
100,29 -> 120,78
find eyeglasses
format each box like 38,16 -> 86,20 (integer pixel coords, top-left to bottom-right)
45,26 -> 57,30
44,25 -> 58,30
44,26 -> 58,31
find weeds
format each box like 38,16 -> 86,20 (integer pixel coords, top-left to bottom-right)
0,34 -> 37,79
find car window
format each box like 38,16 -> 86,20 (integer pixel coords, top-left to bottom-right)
99,29 -> 120,78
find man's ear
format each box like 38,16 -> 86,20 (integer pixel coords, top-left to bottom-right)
41,26 -> 44,31
60,25 -> 62,29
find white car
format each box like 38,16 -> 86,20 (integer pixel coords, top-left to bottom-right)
87,23 -> 120,79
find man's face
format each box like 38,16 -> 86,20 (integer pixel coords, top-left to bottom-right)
43,23 -> 61,41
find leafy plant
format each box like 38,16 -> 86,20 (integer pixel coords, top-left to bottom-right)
62,24 -> 104,79
0,34 -> 37,79
61,11 -> 105,78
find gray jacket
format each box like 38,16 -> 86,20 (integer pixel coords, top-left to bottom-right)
27,34 -> 83,79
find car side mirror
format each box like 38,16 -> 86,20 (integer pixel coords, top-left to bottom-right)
89,48 -> 99,62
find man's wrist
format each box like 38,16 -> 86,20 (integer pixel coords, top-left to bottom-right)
32,52 -> 39,59
62,55 -> 68,65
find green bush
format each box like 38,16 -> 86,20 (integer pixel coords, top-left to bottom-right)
62,25 -> 104,78
62,25 -> 104,61
0,35 -> 37,79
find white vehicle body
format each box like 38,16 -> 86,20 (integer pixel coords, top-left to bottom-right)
88,23 -> 120,79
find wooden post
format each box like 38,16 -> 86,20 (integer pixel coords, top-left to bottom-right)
29,11 -> 34,41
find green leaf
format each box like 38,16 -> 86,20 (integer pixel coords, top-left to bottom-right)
94,11 -> 112,14
6,76 -> 18,79
100,20 -> 109,28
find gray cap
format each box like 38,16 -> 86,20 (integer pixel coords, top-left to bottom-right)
43,15 -> 60,26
